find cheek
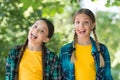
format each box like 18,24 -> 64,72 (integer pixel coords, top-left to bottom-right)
29,28 -> 33,33
88,26 -> 93,31
74,28 -> 79,34
28,29 -> 32,37
28,31 -> 31,39
74,27 -> 79,32
74,25 -> 77,29
28,30 -> 31,35
74,22 -> 77,27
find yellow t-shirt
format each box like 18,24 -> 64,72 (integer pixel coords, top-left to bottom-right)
75,43 -> 96,80
19,48 -> 43,80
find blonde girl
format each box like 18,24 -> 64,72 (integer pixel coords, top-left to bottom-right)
59,8 -> 113,80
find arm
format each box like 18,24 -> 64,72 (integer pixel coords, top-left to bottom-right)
50,53 -> 61,80
5,49 -> 13,80
103,45 -> 113,80
59,48 -> 64,79
59,47 -> 70,80
5,47 -> 19,80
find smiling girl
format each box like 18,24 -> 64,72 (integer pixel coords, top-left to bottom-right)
59,8 -> 113,80
5,18 -> 61,80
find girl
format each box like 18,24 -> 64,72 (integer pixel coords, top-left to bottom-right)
6,18 -> 61,80
59,8 -> 113,80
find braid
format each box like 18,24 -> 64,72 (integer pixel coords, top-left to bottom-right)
93,28 -> 100,51
93,28 -> 105,67
15,39 -> 28,80
71,33 -> 77,63
42,43 -> 46,80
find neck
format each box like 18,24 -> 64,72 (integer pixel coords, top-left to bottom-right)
27,42 -> 42,51
77,37 -> 91,45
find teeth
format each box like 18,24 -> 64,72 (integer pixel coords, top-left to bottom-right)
77,30 -> 85,34
79,30 -> 85,32
31,33 -> 37,39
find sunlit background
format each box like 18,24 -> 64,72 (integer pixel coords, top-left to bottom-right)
0,0 -> 120,80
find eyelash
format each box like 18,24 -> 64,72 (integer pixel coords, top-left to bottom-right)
75,21 -> 90,26
39,29 -> 44,33
34,25 -> 37,28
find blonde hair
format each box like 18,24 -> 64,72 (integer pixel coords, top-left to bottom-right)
71,8 -> 105,67
93,28 -> 105,67
71,33 -> 77,63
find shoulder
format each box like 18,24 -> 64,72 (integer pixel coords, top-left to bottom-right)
46,48 -> 58,59
99,43 -> 108,51
99,43 -> 111,61
45,48 -> 60,65
8,45 -> 22,57
60,42 -> 73,52
91,37 -> 108,52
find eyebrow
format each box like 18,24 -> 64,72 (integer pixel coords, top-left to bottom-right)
84,18 -> 90,20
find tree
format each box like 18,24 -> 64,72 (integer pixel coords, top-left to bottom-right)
0,0 -> 65,79
90,0 -> 120,79
0,0 -> 120,80
96,11 -> 120,80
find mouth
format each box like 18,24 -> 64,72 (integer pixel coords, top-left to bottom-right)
78,30 -> 86,34
30,33 -> 38,39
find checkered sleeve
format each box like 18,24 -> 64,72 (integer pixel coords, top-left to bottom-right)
103,45 -> 113,80
48,53 -> 61,80
5,48 -> 15,80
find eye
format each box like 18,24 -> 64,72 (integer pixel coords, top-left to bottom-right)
83,21 -> 90,26
39,29 -> 45,33
34,25 -> 37,28
84,21 -> 89,24
75,21 -> 80,24
32,25 -> 37,29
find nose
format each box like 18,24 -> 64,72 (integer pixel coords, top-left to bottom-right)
33,28 -> 39,33
78,23 -> 84,29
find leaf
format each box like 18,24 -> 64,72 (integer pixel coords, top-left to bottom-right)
20,0 -> 42,10
112,1 -> 120,6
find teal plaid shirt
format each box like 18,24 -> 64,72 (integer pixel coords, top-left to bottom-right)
5,46 -> 61,80
59,37 -> 113,80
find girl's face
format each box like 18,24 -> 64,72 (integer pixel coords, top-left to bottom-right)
28,20 -> 49,45
74,13 -> 95,38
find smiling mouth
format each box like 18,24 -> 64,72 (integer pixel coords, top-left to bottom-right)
78,30 -> 86,34
30,33 -> 38,39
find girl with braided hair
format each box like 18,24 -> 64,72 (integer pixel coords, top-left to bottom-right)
59,8 -> 113,80
5,18 -> 61,80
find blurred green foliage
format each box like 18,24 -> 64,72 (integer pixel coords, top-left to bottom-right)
96,11 -> 120,80
106,0 -> 120,7
0,0 -> 120,80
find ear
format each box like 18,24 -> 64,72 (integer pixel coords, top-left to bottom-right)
43,37 -> 50,43
91,23 -> 96,30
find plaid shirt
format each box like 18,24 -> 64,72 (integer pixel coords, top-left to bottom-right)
59,37 -> 113,80
5,46 -> 61,80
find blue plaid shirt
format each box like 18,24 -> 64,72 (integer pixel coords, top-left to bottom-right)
59,37 -> 113,80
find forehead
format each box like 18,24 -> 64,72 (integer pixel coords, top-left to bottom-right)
35,20 -> 48,29
75,13 -> 91,20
